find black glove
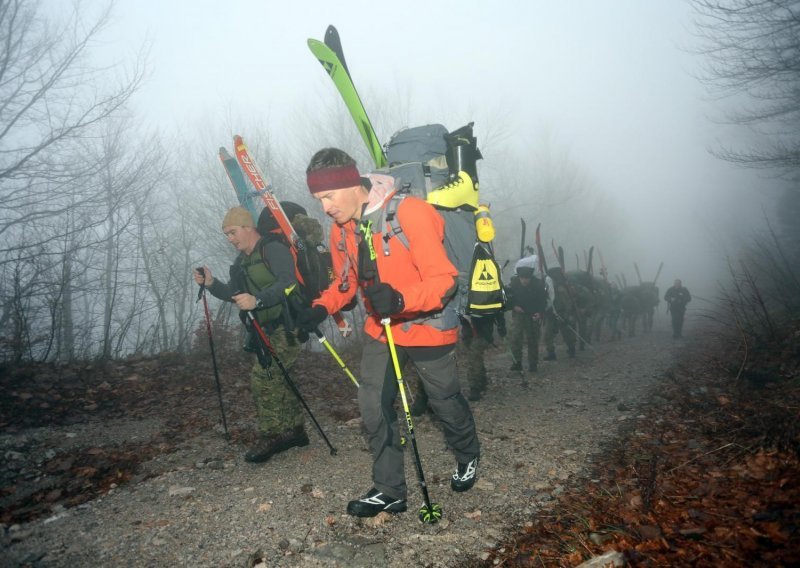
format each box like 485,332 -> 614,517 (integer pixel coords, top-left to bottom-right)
295,305 -> 328,333
364,283 -> 405,318
496,313 -> 507,338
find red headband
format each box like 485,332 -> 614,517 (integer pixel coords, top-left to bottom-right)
307,164 -> 361,194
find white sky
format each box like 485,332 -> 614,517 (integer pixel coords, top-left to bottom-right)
88,0 -> 782,300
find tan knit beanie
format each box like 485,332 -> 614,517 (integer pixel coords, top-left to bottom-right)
222,206 -> 255,230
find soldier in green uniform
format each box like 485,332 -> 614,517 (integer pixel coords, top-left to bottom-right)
194,206 -> 308,463
509,256 -> 549,372
461,313 -> 505,401
543,268 -> 578,360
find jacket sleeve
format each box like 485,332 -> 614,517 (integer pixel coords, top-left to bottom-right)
254,240 -> 298,308
393,199 -> 457,313
208,277 -> 234,302
313,224 -> 358,314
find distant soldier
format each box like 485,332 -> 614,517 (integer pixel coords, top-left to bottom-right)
461,312 -> 506,401
509,256 -> 548,372
544,268 -> 578,360
664,279 -> 691,338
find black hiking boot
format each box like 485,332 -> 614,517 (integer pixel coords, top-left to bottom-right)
346,488 -> 407,517
468,389 -> 482,402
245,426 -> 309,463
451,457 -> 479,492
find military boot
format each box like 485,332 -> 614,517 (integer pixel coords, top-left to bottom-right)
245,425 -> 309,463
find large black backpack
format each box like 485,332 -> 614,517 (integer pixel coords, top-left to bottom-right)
257,203 -> 333,303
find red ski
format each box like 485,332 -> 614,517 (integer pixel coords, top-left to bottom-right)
232,135 -> 352,337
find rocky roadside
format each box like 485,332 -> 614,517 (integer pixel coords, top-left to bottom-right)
2,329 -> 680,567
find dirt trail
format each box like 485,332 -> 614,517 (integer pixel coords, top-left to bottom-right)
2,326 -> 683,567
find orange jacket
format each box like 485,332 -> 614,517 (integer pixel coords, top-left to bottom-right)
313,174 -> 458,347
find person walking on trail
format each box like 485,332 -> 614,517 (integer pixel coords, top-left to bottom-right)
461,313 -> 504,401
508,256 -> 549,373
664,279 -> 691,339
413,310 -> 505,410
295,148 -> 481,518
193,206 -> 308,463
543,268 -> 578,360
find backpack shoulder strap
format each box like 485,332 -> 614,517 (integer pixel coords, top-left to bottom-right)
381,194 -> 410,256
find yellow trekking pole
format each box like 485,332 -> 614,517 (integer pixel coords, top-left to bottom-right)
382,318 -> 442,524
312,329 -> 359,387
286,290 -> 359,388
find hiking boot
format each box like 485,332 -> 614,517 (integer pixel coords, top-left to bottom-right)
426,171 -> 479,210
451,457 -> 479,492
468,390 -> 481,402
346,488 -> 407,517
244,426 -> 309,463
544,349 -> 556,361
510,362 -> 522,371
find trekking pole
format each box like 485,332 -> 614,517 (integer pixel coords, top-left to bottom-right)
244,310 -> 337,455
502,336 -> 520,367
312,329 -> 360,387
288,294 -> 359,388
553,309 -> 596,354
196,269 -> 229,440
381,317 -> 442,524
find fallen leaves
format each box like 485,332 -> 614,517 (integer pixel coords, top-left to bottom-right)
484,342 -> 800,567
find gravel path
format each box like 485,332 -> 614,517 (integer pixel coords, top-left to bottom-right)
3,327 -> 683,567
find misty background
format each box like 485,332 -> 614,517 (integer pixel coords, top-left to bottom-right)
1,0 -> 795,362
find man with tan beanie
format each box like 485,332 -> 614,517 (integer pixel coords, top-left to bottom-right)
193,206 -> 308,463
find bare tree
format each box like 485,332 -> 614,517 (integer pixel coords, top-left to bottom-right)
691,0 -> 800,175
0,0 -> 145,263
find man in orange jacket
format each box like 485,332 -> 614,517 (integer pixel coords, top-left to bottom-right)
296,148 -> 480,518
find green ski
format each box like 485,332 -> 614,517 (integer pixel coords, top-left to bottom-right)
307,37 -> 387,168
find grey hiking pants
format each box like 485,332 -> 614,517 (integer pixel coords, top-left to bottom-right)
359,336 -> 480,500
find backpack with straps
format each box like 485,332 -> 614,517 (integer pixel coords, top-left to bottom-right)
257,203 -> 333,303
374,123 -> 506,320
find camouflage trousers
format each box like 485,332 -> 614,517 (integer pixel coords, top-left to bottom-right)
458,333 -> 489,393
511,312 -> 542,368
249,327 -> 304,435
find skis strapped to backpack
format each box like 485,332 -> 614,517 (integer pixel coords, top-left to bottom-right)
221,136 -> 352,337
309,26 -> 504,318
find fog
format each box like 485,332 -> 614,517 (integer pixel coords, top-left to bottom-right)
95,0 -> 781,299
4,0 -> 786,360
